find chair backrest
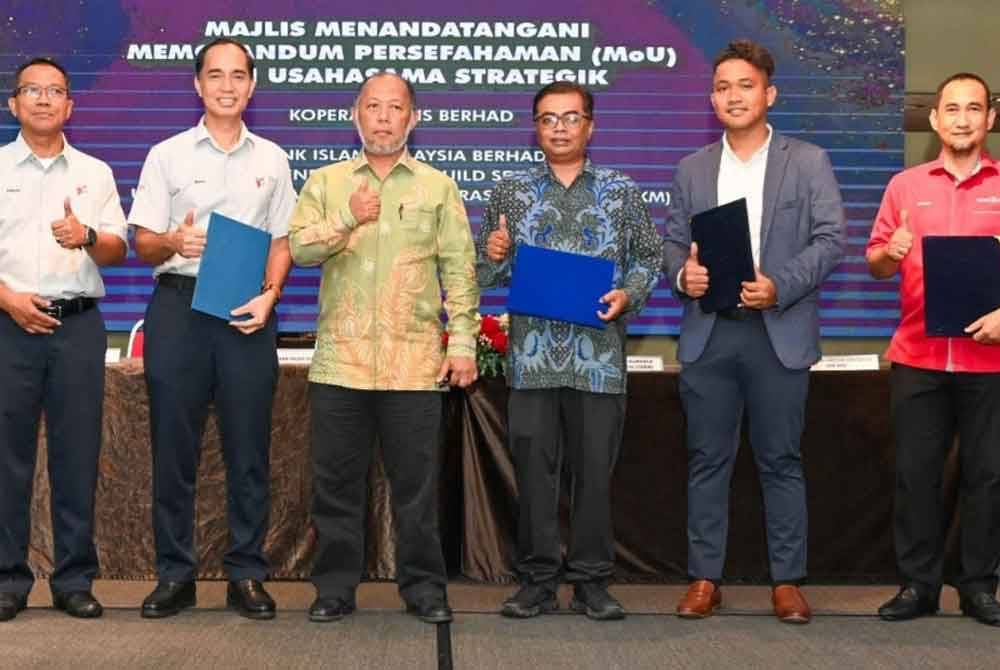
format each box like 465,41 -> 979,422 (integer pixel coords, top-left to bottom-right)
127,319 -> 144,358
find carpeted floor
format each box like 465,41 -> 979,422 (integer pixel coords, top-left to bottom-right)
4,582 -> 996,669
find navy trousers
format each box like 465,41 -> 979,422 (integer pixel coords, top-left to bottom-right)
679,313 -> 810,583
143,278 -> 277,582
0,307 -> 104,596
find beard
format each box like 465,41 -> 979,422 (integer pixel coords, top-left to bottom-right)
356,124 -> 411,156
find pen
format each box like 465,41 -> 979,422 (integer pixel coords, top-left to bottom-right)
398,203 -> 404,220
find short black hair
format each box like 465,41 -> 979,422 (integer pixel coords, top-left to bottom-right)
713,39 -> 775,83
354,71 -> 417,109
532,81 -> 594,118
934,72 -> 993,110
195,38 -> 255,77
11,57 -> 70,97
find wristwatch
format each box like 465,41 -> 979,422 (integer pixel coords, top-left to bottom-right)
83,226 -> 97,248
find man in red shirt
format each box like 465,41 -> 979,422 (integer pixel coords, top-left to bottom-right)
867,72 -> 1000,626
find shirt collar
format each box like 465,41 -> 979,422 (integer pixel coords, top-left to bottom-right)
721,124 -> 773,164
350,148 -> 417,176
194,116 -> 253,152
13,132 -> 72,167
540,156 -> 595,184
927,151 -> 998,183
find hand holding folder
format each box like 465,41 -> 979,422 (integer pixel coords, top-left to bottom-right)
689,199 -> 755,313
923,235 -> 1000,337
507,244 -> 615,329
191,212 -> 272,325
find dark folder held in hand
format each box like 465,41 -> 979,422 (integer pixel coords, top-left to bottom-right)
507,244 -> 615,329
689,198 -> 756,313
923,235 -> 1000,337
191,212 -> 271,321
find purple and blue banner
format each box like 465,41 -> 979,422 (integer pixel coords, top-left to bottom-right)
0,1 -> 904,335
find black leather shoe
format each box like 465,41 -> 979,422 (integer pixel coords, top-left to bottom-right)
878,586 -> 939,621
501,583 -> 558,618
570,582 -> 626,621
0,592 -> 28,622
405,595 -> 453,624
141,581 -> 196,619
52,591 -> 103,619
227,579 -> 276,620
309,596 -> 355,623
960,592 -> 1000,627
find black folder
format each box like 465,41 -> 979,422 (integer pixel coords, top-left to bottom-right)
923,235 -> 1000,337
689,198 -> 756,313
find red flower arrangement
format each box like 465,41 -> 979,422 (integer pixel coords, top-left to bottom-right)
440,313 -> 509,378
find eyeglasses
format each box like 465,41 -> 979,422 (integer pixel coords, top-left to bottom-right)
533,111 -> 592,129
15,84 -> 69,100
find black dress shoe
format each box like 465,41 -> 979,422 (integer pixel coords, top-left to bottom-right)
570,582 -> 626,621
227,579 -> 276,620
0,592 -> 28,622
960,592 -> 1000,626
878,586 -> 938,621
141,581 -> 196,619
501,583 -> 558,618
405,595 -> 453,624
52,591 -> 103,619
309,596 -> 355,623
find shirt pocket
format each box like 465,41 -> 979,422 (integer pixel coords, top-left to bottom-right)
398,205 -> 438,258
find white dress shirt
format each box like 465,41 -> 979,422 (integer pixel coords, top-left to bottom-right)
0,134 -> 127,299
717,125 -> 772,267
128,118 -> 297,278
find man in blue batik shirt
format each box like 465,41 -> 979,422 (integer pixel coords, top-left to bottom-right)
476,81 -> 662,621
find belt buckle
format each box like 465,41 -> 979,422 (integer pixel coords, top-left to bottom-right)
44,304 -> 64,319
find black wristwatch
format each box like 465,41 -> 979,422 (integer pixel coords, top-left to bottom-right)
83,226 -> 97,248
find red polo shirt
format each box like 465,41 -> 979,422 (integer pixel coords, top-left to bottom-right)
868,154 -> 1000,373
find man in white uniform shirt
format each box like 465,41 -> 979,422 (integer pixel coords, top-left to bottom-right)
0,57 -> 128,621
129,38 -> 296,620
663,39 -> 845,624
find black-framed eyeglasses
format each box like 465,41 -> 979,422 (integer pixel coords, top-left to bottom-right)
14,84 -> 69,100
533,111 -> 592,128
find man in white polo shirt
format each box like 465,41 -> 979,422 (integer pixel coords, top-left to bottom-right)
129,38 -> 296,620
0,56 -> 128,622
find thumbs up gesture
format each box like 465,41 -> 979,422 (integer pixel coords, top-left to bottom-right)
349,179 -> 381,225
887,209 -> 914,262
51,197 -> 83,248
681,241 -> 709,298
170,210 -> 207,258
486,213 -> 513,261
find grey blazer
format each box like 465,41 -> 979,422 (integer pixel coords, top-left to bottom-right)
663,132 -> 846,369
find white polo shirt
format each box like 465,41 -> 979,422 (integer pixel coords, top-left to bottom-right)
717,124 -> 772,267
0,134 -> 127,300
128,118 -> 296,278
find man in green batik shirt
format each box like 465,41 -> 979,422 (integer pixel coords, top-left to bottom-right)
289,72 -> 478,625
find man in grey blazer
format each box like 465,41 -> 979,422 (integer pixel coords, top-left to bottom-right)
663,39 -> 845,624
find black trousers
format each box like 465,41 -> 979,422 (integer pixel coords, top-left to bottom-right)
144,280 -> 278,582
679,314 -> 810,583
0,307 -> 104,596
508,387 -> 626,585
309,383 -> 447,603
890,363 -> 1000,596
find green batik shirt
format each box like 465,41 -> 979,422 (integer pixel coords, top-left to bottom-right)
476,160 -> 662,394
289,151 -> 479,391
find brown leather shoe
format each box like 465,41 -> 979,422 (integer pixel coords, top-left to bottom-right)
772,585 -> 812,624
676,580 -> 721,619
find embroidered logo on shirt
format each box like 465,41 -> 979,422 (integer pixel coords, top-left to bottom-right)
976,196 -> 1000,204
916,201 -> 933,207
194,179 -> 207,185
76,184 -> 88,196
256,177 -> 265,188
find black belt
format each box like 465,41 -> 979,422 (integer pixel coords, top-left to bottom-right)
42,297 -> 96,319
717,306 -> 761,321
157,273 -> 197,291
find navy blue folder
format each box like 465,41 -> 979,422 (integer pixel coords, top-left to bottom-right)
191,212 -> 271,321
689,198 -> 756,313
507,244 -> 615,329
923,235 -> 1000,337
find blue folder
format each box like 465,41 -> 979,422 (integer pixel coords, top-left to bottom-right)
923,235 -> 1000,337
507,244 -> 615,329
191,212 -> 271,321
689,198 -> 756,313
